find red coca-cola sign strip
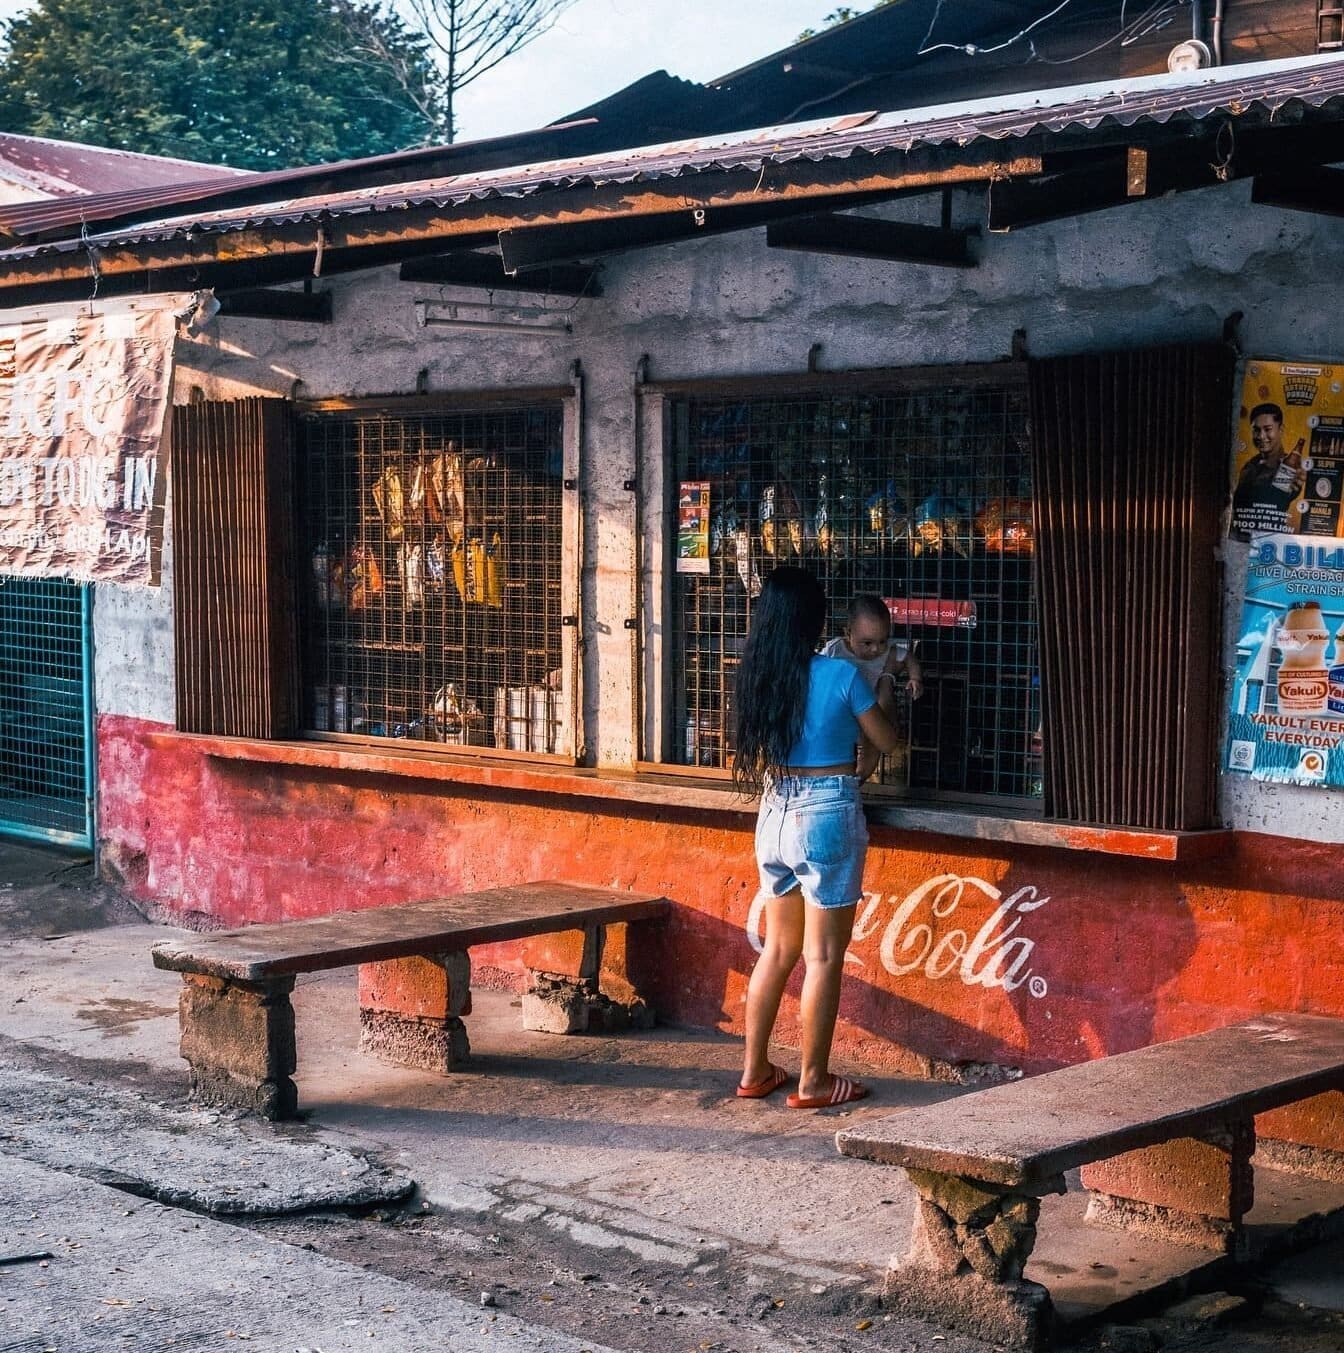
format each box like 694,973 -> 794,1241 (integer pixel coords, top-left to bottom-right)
884,597 -> 978,629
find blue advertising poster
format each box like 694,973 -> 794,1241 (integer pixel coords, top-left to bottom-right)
1226,535 -> 1344,787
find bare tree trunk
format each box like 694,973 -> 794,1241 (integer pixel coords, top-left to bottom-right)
397,0 -> 580,143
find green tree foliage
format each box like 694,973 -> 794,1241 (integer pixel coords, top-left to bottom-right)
0,0 -> 444,169
797,0 -> 896,42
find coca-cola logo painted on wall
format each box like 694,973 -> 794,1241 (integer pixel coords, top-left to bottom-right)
746,873 -> 1051,999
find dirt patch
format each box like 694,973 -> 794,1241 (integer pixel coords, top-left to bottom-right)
75,996 -> 179,1036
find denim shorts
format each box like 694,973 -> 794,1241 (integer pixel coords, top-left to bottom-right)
755,774 -> 868,909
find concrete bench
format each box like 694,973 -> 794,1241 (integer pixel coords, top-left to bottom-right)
836,1013 -> 1344,1349
151,882 -> 669,1120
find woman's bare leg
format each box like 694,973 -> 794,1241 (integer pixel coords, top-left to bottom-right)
796,901 -> 857,1100
741,889 -> 805,1087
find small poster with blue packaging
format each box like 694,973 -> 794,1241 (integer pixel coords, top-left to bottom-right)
1226,534 -> 1344,787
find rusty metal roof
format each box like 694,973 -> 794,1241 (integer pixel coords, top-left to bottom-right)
0,133 -> 241,203
0,120 -> 605,242
4,53 -> 1343,263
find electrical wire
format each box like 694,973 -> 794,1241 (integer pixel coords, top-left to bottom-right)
919,0 -> 1078,58
1033,0 -> 1178,66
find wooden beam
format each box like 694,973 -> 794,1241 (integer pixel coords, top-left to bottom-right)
496,191 -> 912,272
398,253 -> 601,296
216,287 -> 332,323
765,213 -> 977,267
1251,167 -> 1344,218
0,146 -> 1043,300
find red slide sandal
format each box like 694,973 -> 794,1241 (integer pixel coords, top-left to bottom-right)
786,1075 -> 869,1110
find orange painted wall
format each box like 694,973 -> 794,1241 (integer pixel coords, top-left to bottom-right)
100,715 -> 1344,1077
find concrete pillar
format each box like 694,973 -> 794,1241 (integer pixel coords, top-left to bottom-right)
1255,1091 -> 1344,1182
177,972 -> 297,1120
358,952 -> 471,1073
881,1167 -> 1065,1351
520,923 -> 655,1034
1081,1122 -> 1255,1253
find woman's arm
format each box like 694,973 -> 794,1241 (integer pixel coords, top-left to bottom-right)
857,702 -> 901,754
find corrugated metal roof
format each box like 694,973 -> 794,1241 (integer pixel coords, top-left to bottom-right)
5,52 -> 1343,262
0,120 -> 600,241
0,132 -> 242,203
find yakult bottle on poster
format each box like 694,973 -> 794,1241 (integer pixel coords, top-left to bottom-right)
1276,602 -> 1331,714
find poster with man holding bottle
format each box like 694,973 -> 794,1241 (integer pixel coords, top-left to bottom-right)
1230,359 -> 1344,539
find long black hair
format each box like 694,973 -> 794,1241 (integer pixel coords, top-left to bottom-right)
732,567 -> 827,795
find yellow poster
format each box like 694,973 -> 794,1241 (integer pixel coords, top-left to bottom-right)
1231,359 -> 1344,539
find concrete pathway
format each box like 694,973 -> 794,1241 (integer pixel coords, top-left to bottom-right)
3,839 -> 1344,1353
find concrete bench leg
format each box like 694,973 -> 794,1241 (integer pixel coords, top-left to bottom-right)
177,973 -> 298,1121
358,952 -> 471,1073
522,922 -> 656,1035
1256,1091 -> 1344,1182
884,1167 -> 1065,1351
1081,1121 -> 1255,1255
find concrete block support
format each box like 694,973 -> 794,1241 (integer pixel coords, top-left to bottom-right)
177,972 -> 297,1120
881,1167 -> 1065,1350
1081,1122 -> 1255,1253
1256,1091 -> 1344,1182
521,923 -> 655,1035
358,952 -> 472,1073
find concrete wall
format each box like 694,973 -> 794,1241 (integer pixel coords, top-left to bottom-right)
131,178 -> 1344,841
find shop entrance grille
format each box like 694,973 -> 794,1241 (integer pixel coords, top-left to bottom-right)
669,383 -> 1041,806
0,576 -> 92,846
298,404 -> 567,756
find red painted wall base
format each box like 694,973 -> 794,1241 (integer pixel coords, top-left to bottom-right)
99,716 -> 1344,1078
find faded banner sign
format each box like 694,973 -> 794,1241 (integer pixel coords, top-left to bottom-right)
0,304 -> 179,585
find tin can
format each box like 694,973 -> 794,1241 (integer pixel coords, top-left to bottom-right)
331,685 -> 349,733
311,686 -> 330,732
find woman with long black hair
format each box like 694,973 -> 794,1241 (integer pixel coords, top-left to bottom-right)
734,566 -> 901,1109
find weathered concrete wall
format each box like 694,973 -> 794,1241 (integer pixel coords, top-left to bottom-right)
149,179 -> 1344,838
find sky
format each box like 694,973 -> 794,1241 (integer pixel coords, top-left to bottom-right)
0,1 -> 842,143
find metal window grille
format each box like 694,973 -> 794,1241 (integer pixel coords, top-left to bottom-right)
297,404 -> 567,755
670,382 -> 1041,806
0,576 -> 91,845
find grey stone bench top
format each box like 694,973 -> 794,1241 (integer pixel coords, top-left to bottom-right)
151,882 -> 670,983
837,1013 -> 1344,1187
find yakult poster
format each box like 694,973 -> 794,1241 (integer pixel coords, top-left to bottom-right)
1230,359 -> 1344,539
1226,534 -> 1344,787
0,304 -> 179,585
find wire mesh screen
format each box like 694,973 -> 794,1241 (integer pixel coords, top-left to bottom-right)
0,576 -> 90,843
298,404 -> 567,755
670,383 -> 1041,806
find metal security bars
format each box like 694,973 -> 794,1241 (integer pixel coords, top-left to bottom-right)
0,576 -> 92,846
173,399 -> 300,740
668,377 -> 1040,806
298,403 -> 568,756
1029,343 -> 1231,831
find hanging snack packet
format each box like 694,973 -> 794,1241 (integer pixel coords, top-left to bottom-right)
485,532 -> 503,608
403,542 -> 424,608
372,465 -> 405,541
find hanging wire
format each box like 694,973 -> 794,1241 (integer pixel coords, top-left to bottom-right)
920,0 -> 1078,58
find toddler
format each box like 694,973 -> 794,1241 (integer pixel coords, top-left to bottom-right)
821,593 -> 922,780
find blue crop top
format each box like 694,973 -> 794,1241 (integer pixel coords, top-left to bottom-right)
784,655 -> 877,767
